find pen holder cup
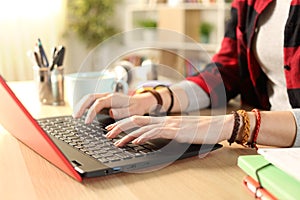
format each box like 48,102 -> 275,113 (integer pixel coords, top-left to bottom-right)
33,66 -> 65,106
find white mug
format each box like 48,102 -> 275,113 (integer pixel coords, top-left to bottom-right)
65,71 -> 127,108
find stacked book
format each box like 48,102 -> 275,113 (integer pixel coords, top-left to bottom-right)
238,148 -> 300,200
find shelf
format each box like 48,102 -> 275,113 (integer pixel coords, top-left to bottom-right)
128,41 -> 218,52
127,2 -> 231,12
124,2 -> 230,76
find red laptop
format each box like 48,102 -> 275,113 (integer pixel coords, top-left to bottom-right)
0,75 -> 221,181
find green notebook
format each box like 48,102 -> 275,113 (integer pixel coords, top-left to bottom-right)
238,155 -> 300,200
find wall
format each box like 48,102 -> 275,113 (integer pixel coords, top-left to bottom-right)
0,0 -> 154,81
0,0 -> 69,81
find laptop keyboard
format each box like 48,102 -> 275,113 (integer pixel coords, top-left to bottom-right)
37,116 -> 159,163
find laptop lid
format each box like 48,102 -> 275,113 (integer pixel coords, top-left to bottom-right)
0,75 -> 222,180
0,75 -> 82,181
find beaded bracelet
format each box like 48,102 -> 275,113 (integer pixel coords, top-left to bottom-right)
140,89 -> 163,115
227,111 -> 241,145
237,109 -> 250,146
153,84 -> 174,115
247,108 -> 261,149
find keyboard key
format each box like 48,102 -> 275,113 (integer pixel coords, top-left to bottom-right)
38,116 -> 158,164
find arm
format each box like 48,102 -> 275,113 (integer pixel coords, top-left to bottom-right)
158,3 -> 243,112
131,4 -> 243,114
72,80 -> 208,122
186,4 -> 241,107
107,110 -> 298,148
247,111 -> 296,147
154,81 -> 210,113
73,3 -> 242,121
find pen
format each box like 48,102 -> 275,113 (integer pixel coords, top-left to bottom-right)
243,175 -> 277,200
50,46 -> 65,71
56,46 -> 65,66
37,38 -> 49,67
51,46 -> 57,60
34,51 -> 42,68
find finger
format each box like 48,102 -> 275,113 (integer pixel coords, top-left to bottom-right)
114,134 -> 138,147
85,93 -> 134,123
84,96 -> 113,123
105,117 -> 142,139
105,123 -> 128,139
114,124 -> 160,147
72,93 -> 109,118
106,116 -> 163,138
110,105 -> 146,119
110,108 -> 132,119
109,95 -> 146,119
132,126 -> 171,145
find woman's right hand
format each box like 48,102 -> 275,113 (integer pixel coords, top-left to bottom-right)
104,115 -> 232,147
72,92 -> 158,124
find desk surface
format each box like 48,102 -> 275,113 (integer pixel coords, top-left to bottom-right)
0,82 -> 256,200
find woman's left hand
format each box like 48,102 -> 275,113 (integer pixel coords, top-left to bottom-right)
105,115 -> 232,147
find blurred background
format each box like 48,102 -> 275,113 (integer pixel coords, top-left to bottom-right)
0,0 -> 231,81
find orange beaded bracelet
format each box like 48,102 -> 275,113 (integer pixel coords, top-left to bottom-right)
248,108 -> 261,149
236,110 -> 250,146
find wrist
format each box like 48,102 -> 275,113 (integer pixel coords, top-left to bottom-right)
132,92 -> 157,114
224,114 -> 236,142
134,86 -> 174,115
153,86 -> 172,113
227,111 -> 241,145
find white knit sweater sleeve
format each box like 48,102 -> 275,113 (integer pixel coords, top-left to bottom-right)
171,80 -> 210,112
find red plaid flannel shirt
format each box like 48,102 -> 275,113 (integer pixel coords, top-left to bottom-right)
187,0 -> 300,110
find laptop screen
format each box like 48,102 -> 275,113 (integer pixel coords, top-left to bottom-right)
0,76 -> 81,181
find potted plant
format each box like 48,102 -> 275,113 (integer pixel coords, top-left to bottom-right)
67,0 -> 118,48
137,19 -> 157,28
199,22 -> 214,43
137,19 -> 157,41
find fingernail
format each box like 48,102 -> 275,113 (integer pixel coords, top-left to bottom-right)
105,132 -> 112,138
114,140 -> 121,146
132,138 -> 139,144
105,124 -> 113,130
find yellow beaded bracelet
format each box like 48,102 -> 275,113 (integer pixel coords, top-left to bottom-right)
236,109 -> 250,146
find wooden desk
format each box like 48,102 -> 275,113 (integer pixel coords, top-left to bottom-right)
0,82 -> 257,200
